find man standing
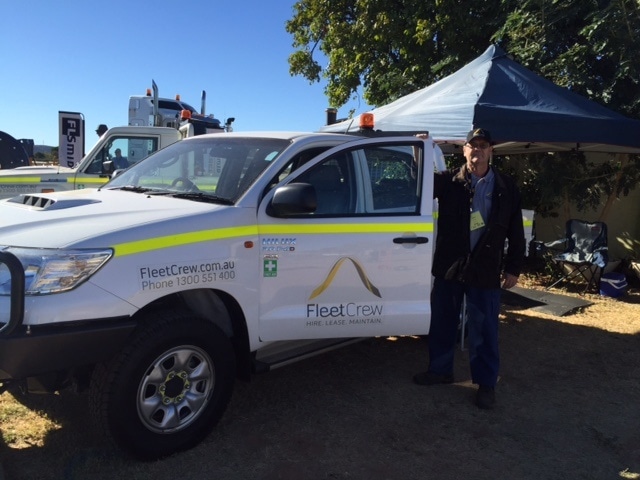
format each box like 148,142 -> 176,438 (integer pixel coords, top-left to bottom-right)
96,124 -> 108,137
414,128 -> 526,409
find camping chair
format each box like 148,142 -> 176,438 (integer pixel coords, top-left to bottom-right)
545,219 -> 608,293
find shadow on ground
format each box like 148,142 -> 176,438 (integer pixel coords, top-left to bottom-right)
1,307 -> 639,480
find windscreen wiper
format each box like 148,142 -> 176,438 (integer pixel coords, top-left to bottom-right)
106,185 -> 154,193
170,192 -> 234,205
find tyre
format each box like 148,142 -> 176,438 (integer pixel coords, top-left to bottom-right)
90,310 -> 235,459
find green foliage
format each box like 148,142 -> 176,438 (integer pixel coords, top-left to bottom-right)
498,151 -> 593,216
286,0 -> 506,107
287,0 -> 640,117
495,0 -> 640,118
287,0 -> 640,218
33,148 -> 58,165
493,150 -> 640,219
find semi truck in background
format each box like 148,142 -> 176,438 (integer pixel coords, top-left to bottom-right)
0,82 -> 234,200
128,80 -> 235,133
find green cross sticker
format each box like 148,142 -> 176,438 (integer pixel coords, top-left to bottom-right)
263,258 -> 278,277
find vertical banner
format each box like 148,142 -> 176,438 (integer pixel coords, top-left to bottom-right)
59,111 -> 85,168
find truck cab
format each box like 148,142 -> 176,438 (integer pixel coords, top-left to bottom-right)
0,107 -> 233,200
128,81 -> 230,132
0,126 -> 185,198
0,81 -> 233,200
128,93 -> 199,128
74,126 -> 184,186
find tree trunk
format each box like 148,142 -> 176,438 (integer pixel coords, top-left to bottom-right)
598,154 -> 629,222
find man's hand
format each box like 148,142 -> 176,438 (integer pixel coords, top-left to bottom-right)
501,273 -> 519,290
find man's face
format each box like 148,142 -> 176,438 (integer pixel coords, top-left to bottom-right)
463,138 -> 492,176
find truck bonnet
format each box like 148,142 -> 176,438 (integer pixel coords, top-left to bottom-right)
0,189 -> 225,249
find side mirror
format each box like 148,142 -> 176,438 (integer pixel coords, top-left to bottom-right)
269,183 -> 317,216
103,159 -> 114,174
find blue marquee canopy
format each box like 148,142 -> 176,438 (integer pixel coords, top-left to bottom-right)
321,45 -> 640,154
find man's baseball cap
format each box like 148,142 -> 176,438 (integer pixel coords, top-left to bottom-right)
466,128 -> 493,144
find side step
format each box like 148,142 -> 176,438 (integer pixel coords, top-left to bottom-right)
252,338 -> 363,373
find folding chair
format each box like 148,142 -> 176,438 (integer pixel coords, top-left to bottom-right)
545,219 -> 608,293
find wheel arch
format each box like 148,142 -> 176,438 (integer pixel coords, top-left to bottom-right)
136,288 -> 252,381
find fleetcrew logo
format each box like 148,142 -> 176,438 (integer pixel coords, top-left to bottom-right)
306,257 -> 383,326
309,257 -> 381,300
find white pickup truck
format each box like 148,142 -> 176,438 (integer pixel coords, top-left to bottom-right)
0,80 -> 231,201
0,123 -> 203,200
0,130 -> 440,459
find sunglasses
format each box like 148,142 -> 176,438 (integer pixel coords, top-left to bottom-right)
465,142 -> 491,150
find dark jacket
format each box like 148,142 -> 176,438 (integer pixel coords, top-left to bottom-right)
432,164 -> 526,289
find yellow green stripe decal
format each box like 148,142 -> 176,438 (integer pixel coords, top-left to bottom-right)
0,177 -> 72,184
113,226 -> 258,256
0,177 -> 107,185
76,178 -> 108,184
259,223 -> 431,235
433,210 -> 532,228
112,222 -> 433,257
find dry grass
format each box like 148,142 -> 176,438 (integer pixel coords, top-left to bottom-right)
516,272 -> 640,335
0,397 -> 60,449
1,272 -> 639,479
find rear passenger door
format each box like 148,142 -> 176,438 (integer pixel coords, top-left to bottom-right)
257,137 -> 435,341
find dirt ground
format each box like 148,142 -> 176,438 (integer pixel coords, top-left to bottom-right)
1,275 -> 639,480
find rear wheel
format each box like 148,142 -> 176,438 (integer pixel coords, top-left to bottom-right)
90,311 -> 235,459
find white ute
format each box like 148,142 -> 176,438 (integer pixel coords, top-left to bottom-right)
0,81 -> 230,200
0,130 -> 438,459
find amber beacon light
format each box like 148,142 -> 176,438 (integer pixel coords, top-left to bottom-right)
359,113 -> 375,130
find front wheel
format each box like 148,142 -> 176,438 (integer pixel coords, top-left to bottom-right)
90,311 -> 235,459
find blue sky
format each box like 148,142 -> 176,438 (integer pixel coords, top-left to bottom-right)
0,1 -> 369,147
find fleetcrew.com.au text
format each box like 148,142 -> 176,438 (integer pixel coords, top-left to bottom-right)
139,260 -> 235,291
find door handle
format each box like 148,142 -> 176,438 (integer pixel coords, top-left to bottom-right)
393,237 -> 429,244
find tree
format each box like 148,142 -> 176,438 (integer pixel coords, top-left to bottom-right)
496,0 -> 640,119
33,149 -> 58,165
286,0 -> 505,108
495,1 -> 640,222
287,0 -> 640,224
496,151 -> 640,222
287,0 -> 640,118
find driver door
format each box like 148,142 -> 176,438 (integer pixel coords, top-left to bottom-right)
74,135 -> 160,189
257,137 -> 434,341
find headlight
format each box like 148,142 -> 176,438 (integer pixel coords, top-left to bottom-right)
0,247 -> 113,295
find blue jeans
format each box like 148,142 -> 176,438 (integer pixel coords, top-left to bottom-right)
427,276 -> 501,387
